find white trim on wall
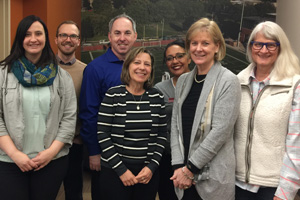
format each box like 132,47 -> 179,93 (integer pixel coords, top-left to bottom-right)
277,0 -> 300,60
0,0 -> 11,61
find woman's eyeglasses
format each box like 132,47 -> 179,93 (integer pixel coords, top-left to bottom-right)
166,53 -> 186,62
250,41 -> 280,51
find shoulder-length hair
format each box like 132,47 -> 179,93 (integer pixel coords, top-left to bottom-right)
0,15 -> 57,70
246,21 -> 300,80
121,47 -> 155,90
185,18 -> 226,61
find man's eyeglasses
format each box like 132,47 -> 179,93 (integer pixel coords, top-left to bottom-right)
250,41 -> 280,51
166,53 -> 186,62
58,33 -> 79,41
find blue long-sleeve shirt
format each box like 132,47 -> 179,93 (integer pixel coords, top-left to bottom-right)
79,48 -> 123,155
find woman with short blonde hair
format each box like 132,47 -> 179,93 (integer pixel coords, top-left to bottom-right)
171,18 -> 241,200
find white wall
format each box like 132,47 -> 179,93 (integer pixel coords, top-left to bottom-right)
277,0 -> 300,59
0,0 -> 10,61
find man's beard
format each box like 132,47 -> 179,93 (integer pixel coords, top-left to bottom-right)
59,43 -> 76,56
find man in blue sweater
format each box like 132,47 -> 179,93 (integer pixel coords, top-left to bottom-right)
79,14 -> 137,199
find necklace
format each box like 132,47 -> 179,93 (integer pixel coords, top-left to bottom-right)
194,73 -> 206,83
131,93 -> 144,110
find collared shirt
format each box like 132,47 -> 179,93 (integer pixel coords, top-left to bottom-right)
236,67 -> 300,199
275,82 -> 300,199
56,55 -> 76,65
79,47 -> 124,155
249,68 -> 270,104
236,67 -> 270,193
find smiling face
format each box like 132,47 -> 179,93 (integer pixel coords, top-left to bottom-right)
165,45 -> 190,78
189,30 -> 219,71
128,52 -> 152,87
23,21 -> 46,61
108,17 -> 137,60
251,32 -> 279,70
55,23 -> 80,56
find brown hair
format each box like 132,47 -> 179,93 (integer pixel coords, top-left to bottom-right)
121,47 -> 155,89
56,20 -> 80,37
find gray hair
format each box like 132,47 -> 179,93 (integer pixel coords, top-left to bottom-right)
108,14 -> 136,33
246,21 -> 300,80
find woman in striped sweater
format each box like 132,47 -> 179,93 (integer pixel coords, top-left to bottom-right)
97,47 -> 167,200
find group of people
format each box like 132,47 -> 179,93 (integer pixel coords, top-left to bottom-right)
0,12 -> 299,200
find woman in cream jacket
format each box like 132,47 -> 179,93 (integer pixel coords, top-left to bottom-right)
235,21 -> 300,200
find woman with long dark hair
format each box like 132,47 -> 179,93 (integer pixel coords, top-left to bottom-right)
0,15 -> 76,200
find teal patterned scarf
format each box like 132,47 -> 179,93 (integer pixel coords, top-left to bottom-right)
11,56 -> 57,87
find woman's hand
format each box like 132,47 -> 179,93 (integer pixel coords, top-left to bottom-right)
31,140 -> 64,171
120,169 -> 138,186
136,166 -> 153,184
31,148 -> 55,171
170,168 -> 180,187
170,167 -> 193,190
0,135 -> 37,172
273,196 -> 283,200
11,151 -> 38,172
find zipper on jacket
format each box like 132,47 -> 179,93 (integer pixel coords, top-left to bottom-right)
244,85 -> 269,183
245,105 -> 254,183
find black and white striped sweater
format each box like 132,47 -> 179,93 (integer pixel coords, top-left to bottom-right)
97,85 -> 167,176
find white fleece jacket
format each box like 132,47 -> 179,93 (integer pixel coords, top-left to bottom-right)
235,64 -> 300,187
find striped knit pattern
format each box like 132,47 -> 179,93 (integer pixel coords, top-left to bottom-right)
249,72 -> 300,199
275,84 -> 300,200
97,85 -> 167,176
